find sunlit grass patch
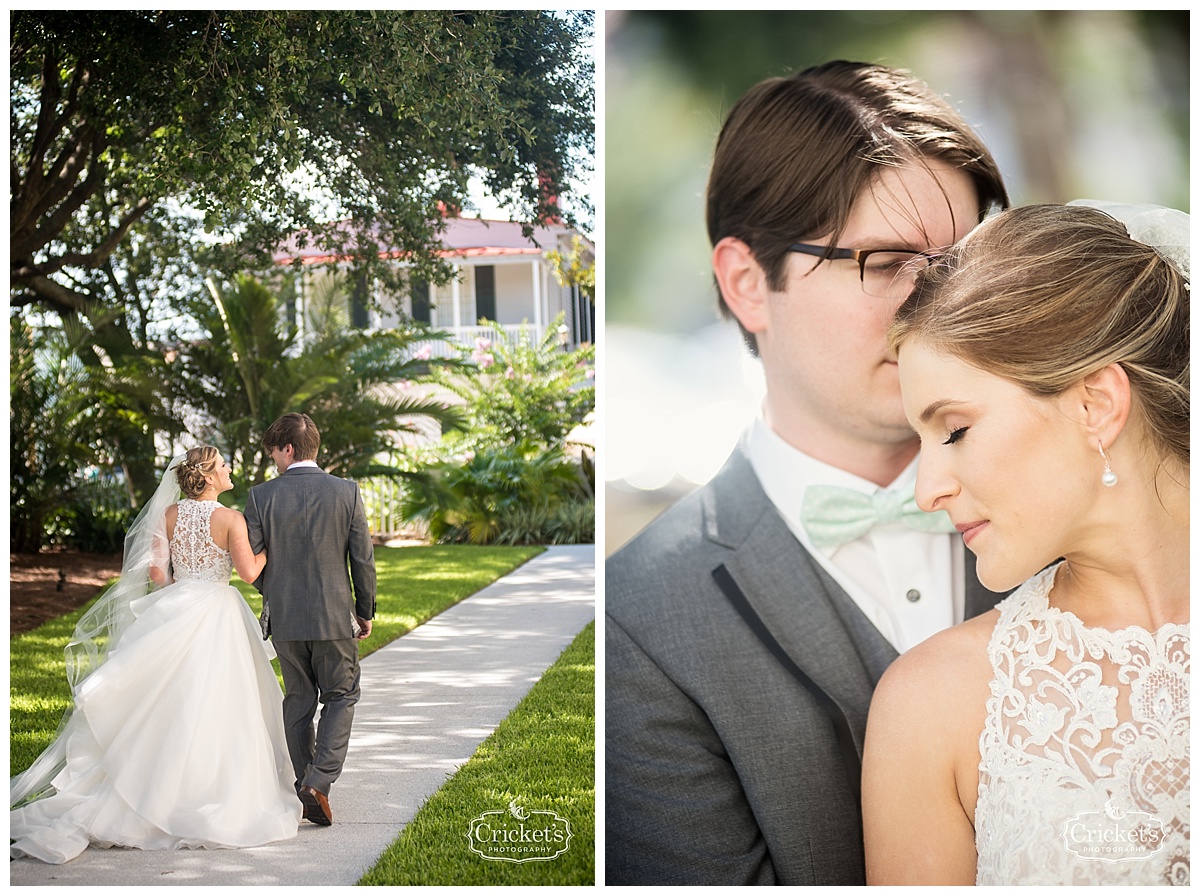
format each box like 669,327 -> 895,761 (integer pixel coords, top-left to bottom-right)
358,621 -> 594,886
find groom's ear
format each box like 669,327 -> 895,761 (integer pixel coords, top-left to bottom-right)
712,237 -> 771,338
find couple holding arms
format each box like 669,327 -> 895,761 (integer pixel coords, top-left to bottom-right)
606,60 -> 1188,885
12,413 -> 376,862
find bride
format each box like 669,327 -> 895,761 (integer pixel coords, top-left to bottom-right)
11,447 -> 301,863
862,201 -> 1189,885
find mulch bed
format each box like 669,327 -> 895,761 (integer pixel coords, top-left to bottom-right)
10,551 -> 124,635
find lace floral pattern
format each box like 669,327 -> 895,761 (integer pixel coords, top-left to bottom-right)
975,563 -> 1189,885
169,500 -> 233,584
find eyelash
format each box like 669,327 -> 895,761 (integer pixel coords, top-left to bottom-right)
943,427 -> 968,445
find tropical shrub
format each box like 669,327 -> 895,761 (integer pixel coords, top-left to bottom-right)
48,479 -> 137,553
433,314 -> 594,454
494,497 -> 595,546
11,315 -> 164,552
11,319 -> 94,552
401,443 -> 589,546
399,316 -> 596,545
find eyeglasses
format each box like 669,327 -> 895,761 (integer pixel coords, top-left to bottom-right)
788,242 -> 940,298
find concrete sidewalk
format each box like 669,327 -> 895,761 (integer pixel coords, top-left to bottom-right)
10,544 -> 596,886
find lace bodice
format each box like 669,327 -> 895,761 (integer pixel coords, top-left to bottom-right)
975,563 -> 1190,885
169,500 -> 233,583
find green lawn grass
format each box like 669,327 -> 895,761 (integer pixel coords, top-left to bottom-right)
358,620 -> 595,886
11,545 -> 542,776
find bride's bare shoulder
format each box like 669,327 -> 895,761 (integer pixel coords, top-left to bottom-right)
209,505 -> 249,531
863,609 -> 1002,883
872,609 -> 999,722
897,609 -> 996,671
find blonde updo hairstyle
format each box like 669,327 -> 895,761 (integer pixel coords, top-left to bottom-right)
889,203 -> 1189,469
175,446 -> 221,499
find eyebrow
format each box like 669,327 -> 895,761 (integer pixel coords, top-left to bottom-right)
919,398 -> 967,424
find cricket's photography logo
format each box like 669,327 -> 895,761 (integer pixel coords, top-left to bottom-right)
1063,799 -> 1167,863
467,800 -> 572,863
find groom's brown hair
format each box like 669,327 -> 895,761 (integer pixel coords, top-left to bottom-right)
263,412 -> 321,461
706,60 -> 1009,354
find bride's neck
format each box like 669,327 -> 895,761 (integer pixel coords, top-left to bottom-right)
1053,463 -> 1189,631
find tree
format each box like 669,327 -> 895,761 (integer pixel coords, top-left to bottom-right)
11,10 -> 595,318
176,273 -> 466,499
546,233 -> 595,304
9,199 -> 204,503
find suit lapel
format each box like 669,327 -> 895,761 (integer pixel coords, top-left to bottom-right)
718,524 -> 885,756
702,449 -> 890,757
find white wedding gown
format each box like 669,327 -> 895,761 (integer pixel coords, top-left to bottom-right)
10,499 -> 301,864
975,563 -> 1190,885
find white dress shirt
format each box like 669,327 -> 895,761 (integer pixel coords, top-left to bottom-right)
744,418 -> 965,653
287,460 -> 319,470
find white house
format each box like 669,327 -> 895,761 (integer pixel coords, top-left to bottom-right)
272,216 -> 594,354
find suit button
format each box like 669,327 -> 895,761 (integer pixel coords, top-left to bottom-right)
906,589 -> 921,603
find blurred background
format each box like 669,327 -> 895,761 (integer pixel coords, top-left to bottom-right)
603,10 -> 1189,555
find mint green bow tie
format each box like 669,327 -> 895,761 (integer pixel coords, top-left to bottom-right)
800,484 -> 957,548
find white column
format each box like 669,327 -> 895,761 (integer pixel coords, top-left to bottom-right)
296,270 -> 306,345
452,263 -> 463,332
532,259 -> 543,331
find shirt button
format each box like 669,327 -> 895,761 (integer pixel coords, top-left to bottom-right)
906,589 -> 921,603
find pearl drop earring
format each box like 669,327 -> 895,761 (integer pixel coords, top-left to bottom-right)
1098,442 -> 1118,488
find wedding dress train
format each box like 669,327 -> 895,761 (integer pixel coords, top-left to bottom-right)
11,499 -> 300,864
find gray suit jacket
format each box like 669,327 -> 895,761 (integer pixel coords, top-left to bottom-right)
605,447 -> 1004,885
244,466 -> 376,641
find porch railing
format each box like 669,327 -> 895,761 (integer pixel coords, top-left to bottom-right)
359,475 -> 407,537
407,323 -> 538,360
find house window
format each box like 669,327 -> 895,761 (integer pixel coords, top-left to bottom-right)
475,265 -> 496,324
411,278 -> 431,324
350,271 -> 371,329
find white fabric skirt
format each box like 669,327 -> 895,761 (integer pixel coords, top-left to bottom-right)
11,578 -> 301,863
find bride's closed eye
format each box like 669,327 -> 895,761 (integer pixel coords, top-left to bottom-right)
943,426 -> 968,445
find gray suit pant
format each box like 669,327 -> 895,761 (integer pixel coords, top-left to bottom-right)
274,638 -> 361,795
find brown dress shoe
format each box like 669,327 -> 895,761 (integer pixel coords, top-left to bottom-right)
299,785 -> 333,825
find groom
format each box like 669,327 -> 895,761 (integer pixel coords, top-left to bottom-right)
606,61 -> 1010,884
245,412 -> 376,827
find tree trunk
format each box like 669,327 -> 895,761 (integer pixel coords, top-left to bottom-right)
11,507 -> 49,554
119,437 -> 162,509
